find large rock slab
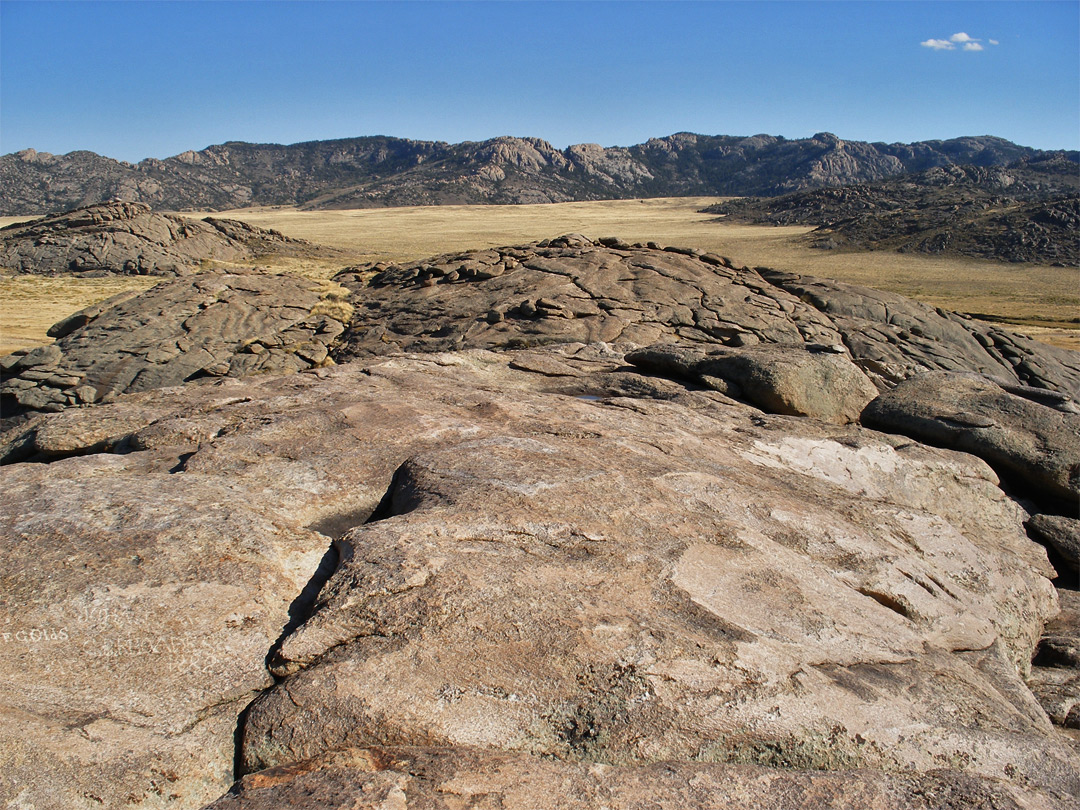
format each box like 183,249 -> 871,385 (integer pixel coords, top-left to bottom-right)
238,358 -> 1068,796
0,201 -> 326,276
626,341 -> 879,424
0,432 -> 332,806
0,269 -> 351,434
861,371 -> 1080,504
0,348 -> 1073,807
7,237 -> 1078,430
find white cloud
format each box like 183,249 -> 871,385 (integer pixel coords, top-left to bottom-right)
921,32 -> 995,53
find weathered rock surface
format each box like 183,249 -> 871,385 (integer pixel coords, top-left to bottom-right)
1,237 -> 1079,809
753,268 -> 1080,393
1028,590 -> 1080,729
0,347 -> 1075,807
626,342 -> 879,424
7,238 -> 1076,432
1027,514 -> 1080,574
208,745 -> 1064,810
238,363 -> 1067,789
0,269 -> 351,434
334,236 -> 1080,396
0,451 -> 329,807
0,201 -> 328,276
861,371 -> 1080,504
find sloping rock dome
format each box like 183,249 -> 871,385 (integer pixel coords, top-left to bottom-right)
0,201 -> 321,276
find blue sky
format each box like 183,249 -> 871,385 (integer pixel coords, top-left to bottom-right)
1,1 -> 1077,162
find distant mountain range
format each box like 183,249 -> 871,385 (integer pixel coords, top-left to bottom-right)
702,155 -> 1080,266
2,132 -> 1075,216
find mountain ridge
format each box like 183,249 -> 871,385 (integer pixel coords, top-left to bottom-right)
3,132 -> 1073,215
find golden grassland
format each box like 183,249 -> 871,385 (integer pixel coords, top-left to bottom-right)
0,217 -> 34,229
2,198 -> 1077,354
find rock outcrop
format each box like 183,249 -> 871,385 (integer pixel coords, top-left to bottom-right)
0,201 -> 327,276
625,342 -> 879,424
1027,515 -> 1080,574
0,133 -> 1060,214
8,237 -> 1078,433
208,746 -> 1065,809
0,269 -> 350,432
861,371 -> 1080,505
333,236 -> 1080,395
1,236 -> 1078,809
0,347 -> 1074,808
1028,589 -> 1080,729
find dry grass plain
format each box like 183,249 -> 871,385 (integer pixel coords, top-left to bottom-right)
1,197 -> 1077,353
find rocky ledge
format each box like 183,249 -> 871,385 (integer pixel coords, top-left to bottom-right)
0,201 -> 332,276
0,236 -> 1078,809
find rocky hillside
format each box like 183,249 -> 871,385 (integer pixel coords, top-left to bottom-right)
1,237 -> 1078,808
0,201 -> 336,276
0,132 -> 1063,214
702,155 -> 1080,265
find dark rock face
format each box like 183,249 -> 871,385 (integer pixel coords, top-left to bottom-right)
1027,514 -> 1080,574
0,201 -> 324,276
702,157 -> 1080,265
0,270 -> 350,434
1028,590 -> 1080,728
0,133 -> 1061,214
886,195 -> 1079,267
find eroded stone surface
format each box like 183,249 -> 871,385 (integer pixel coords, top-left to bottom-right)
333,237 -> 1080,397
626,341 -> 879,423
7,237 -> 1079,434
1028,590 -> 1080,730
756,268 -> 1080,393
0,270 -> 351,434
861,371 -> 1080,504
0,349 -> 1073,807
1027,514 -> 1080,574
2,233 -> 1079,809
0,449 -> 330,807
